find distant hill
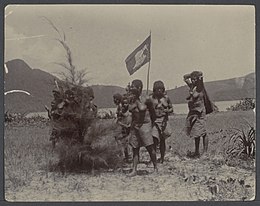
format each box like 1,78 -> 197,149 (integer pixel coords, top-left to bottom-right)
92,85 -> 125,108
4,59 -> 125,113
4,59 -> 55,113
167,73 -> 255,104
4,59 -> 255,113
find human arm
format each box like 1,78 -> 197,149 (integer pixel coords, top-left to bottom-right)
183,73 -> 192,88
190,86 -> 201,99
118,121 -> 130,128
166,96 -> 173,114
117,113 -> 132,128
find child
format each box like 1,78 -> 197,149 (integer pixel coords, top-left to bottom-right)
113,93 -> 123,118
113,94 -> 132,162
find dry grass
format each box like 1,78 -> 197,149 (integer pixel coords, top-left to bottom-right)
52,119 -> 123,173
4,110 -> 255,201
5,123 -> 53,191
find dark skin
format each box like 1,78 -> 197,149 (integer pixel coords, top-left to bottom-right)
127,88 -> 158,177
151,88 -> 173,163
116,99 -> 132,161
183,73 -> 208,157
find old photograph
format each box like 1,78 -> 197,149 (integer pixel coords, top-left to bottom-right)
4,4 -> 255,201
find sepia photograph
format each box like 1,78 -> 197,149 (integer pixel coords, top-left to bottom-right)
4,4 -> 256,201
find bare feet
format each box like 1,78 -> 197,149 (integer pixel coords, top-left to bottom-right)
201,151 -> 209,159
187,150 -> 200,159
151,167 -> 159,174
157,158 -> 164,164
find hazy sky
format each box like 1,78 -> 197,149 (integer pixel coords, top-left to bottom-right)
5,5 -> 255,89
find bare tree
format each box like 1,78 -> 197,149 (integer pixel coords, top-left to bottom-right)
42,17 -> 89,86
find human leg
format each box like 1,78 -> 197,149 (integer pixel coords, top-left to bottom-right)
153,137 -> 159,152
146,145 -> 158,172
159,138 -> 166,163
202,133 -> 208,154
194,137 -> 200,155
128,147 -> 139,177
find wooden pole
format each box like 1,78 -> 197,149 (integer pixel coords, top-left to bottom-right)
146,31 -> 151,95
146,61 -> 151,95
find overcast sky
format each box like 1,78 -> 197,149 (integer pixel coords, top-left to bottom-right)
5,5 -> 255,89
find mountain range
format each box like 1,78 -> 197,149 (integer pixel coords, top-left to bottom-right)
4,59 -> 255,113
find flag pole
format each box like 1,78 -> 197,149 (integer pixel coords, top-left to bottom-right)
146,30 -> 151,95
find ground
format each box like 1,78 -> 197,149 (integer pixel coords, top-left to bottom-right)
4,111 -> 255,201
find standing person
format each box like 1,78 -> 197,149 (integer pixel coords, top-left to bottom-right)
128,79 -> 158,177
114,94 -> 132,162
150,81 -> 173,163
183,71 -> 213,158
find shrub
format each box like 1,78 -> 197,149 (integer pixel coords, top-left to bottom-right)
225,124 -> 255,159
226,98 -> 255,111
4,111 -> 48,125
52,120 -> 123,174
47,81 -> 123,174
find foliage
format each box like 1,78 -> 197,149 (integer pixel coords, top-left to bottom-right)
225,124 -> 255,159
52,120 -> 123,173
45,77 -> 122,173
43,17 -> 89,86
226,98 -> 255,111
97,110 -> 115,119
4,111 -> 48,125
47,80 -> 96,144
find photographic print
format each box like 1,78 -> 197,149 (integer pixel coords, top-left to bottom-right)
4,4 -> 256,201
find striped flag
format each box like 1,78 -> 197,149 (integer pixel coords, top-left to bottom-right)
125,35 -> 151,75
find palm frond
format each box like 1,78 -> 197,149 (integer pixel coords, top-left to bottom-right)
226,124 -> 255,159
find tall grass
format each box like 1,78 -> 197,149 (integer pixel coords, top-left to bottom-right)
5,110 -> 255,198
51,119 -> 123,174
167,111 -> 255,169
5,124 -> 52,190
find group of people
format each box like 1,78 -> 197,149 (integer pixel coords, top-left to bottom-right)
113,71 -> 213,177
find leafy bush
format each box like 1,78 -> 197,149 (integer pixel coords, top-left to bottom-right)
225,124 -> 255,159
44,67 -> 125,174
226,98 -> 255,111
4,111 -> 48,125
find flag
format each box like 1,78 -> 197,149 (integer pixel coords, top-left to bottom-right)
125,35 -> 151,75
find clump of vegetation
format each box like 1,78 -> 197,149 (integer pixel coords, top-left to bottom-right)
42,17 -> 124,174
42,16 -> 89,86
47,82 -> 124,173
4,111 -> 48,125
226,98 -> 255,111
225,123 -> 255,161
97,110 -> 115,119
51,119 -> 123,174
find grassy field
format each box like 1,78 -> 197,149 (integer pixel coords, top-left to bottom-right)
4,110 -> 255,201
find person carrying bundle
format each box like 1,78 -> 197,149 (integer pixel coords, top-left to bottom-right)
183,71 -> 213,158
